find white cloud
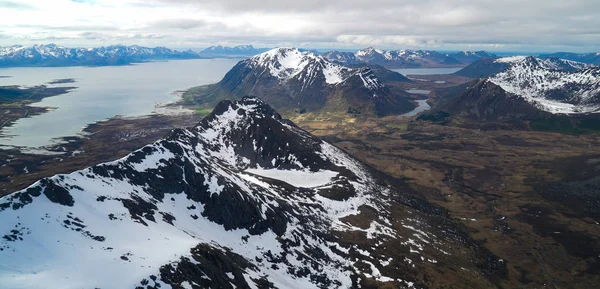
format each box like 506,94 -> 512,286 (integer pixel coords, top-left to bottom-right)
0,0 -> 598,52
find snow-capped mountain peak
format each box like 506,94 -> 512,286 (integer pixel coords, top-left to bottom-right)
248,47 -> 384,88
493,55 -> 590,71
0,96 -> 502,288
489,56 -> 600,114
323,47 -> 496,67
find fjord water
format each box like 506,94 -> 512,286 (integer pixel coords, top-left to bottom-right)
392,67 -> 462,75
0,59 -> 239,149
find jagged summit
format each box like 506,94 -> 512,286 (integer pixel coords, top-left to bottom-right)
198,48 -> 416,116
247,47 -> 375,86
488,57 -> 600,114
323,47 -> 497,68
493,55 -> 590,71
0,97 -> 505,289
444,56 -> 600,122
456,55 -> 592,78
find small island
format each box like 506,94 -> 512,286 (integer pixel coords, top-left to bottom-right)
47,78 -> 76,84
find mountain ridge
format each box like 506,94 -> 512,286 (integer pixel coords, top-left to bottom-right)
185,48 -> 417,116
436,56 -> 600,128
323,47 -> 497,68
0,96 -> 506,288
539,52 -> 600,65
455,55 -> 592,78
0,43 -> 202,67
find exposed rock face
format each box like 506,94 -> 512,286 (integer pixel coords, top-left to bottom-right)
345,63 -> 412,83
0,97 -> 506,289
488,57 -> 600,114
454,58 -> 512,78
204,48 -> 415,116
448,56 -> 600,118
443,79 -> 546,121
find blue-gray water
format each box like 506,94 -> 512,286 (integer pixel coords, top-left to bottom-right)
0,59 -> 239,150
406,89 -> 431,95
392,67 -> 462,75
402,100 -> 431,117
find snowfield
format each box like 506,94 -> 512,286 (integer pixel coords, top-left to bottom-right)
489,56 -> 600,114
244,168 -> 338,188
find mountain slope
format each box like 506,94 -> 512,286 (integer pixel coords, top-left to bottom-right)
0,44 -> 201,67
488,57 -> 600,114
189,48 -> 416,116
323,48 -> 497,68
439,56 -> 600,127
442,79 -> 546,122
321,51 -> 357,64
455,56 -> 591,78
0,97 -> 506,289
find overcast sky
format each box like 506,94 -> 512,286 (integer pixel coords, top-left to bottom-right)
0,0 -> 598,52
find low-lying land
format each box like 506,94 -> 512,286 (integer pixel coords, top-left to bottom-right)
292,114 -> 600,288
0,84 -> 76,131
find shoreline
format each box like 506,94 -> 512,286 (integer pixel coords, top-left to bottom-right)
0,112 -> 202,196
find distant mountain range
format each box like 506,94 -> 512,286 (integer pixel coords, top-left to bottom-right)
0,96 -> 505,288
322,47 -> 498,68
198,45 -> 270,57
186,47 -> 416,116
538,52 -> 600,65
0,44 -> 202,67
442,56 -> 600,123
455,56 -> 591,78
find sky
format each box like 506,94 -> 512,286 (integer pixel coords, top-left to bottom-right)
0,0 -> 598,53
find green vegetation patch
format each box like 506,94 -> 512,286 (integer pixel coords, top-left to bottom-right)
530,115 -> 600,135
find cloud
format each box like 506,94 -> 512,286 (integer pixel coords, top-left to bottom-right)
149,19 -> 220,30
0,0 -> 37,10
0,0 -> 598,52
336,35 -> 440,47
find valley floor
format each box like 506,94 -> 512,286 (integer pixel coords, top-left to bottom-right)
293,114 -> 600,288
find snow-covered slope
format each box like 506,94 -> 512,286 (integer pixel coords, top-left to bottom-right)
246,48 -> 383,88
493,56 -> 590,71
0,97 -> 506,288
207,48 -> 417,116
488,56 -> 600,114
0,44 -> 200,67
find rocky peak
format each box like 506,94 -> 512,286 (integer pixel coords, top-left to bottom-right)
489,57 -> 600,114
0,97 -> 507,288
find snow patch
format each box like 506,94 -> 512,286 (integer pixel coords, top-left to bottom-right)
244,168 -> 338,188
